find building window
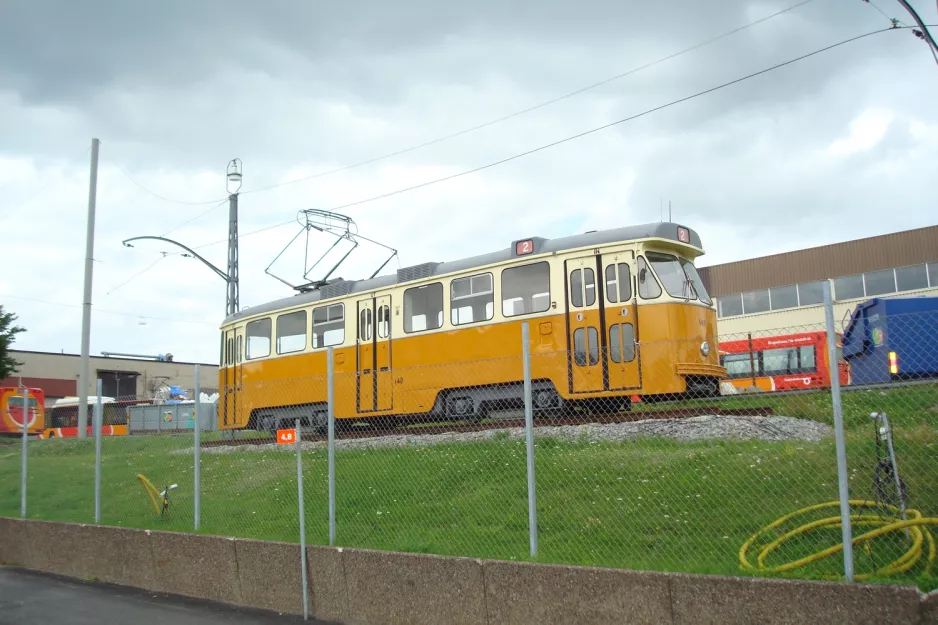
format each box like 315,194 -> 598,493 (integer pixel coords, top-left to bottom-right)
797,281 -> 825,306
929,263 -> 938,288
718,294 -> 743,318
502,262 -> 551,317
863,269 -> 897,297
834,275 -> 864,301
276,310 -> 307,354
312,304 -> 345,348
741,290 -> 770,315
404,283 -> 444,333
246,318 -> 272,359
769,285 -> 798,311
896,264 -> 928,292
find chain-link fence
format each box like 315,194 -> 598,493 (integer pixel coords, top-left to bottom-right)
2,292 -> 937,593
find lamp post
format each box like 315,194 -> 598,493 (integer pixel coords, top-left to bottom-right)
121,159 -> 242,317
226,159 -> 241,318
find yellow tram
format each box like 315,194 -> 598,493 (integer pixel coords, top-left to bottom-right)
218,222 -> 725,433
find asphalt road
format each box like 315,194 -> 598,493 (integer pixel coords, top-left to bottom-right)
0,567 -> 331,625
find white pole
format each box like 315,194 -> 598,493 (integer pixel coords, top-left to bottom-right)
78,137 -> 100,438
824,281 -> 854,581
327,347 -> 336,546
522,323 -> 538,557
296,418 -> 309,620
20,386 -> 28,518
94,380 -> 103,523
194,364 -> 201,531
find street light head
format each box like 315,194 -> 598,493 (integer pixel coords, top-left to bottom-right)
227,158 -> 243,194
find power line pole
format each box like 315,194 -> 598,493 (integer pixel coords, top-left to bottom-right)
226,159 -> 242,317
78,138 -> 100,438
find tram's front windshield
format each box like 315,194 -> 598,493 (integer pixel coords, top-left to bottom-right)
646,251 -> 712,305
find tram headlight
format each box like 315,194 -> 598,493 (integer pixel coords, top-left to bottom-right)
700,341 -> 711,357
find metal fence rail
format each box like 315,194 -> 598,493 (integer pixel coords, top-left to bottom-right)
2,295 -> 938,605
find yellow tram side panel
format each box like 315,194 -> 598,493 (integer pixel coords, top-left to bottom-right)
221,301 -> 721,427
218,233 -> 725,429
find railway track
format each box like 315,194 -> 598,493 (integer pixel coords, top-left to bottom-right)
201,405 -> 775,448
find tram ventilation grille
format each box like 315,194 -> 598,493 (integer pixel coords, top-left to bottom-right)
320,280 -> 355,299
397,262 -> 440,283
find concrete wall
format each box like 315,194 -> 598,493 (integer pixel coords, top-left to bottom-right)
1,517 -> 936,625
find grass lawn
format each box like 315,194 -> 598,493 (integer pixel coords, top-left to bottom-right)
1,383 -> 936,591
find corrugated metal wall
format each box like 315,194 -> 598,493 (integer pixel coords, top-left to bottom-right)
698,225 -> 938,297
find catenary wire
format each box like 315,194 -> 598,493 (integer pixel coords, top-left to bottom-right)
1,293 -> 217,326
185,26 -> 909,252
105,256 -> 168,295
238,0 -> 821,197
107,156 -> 228,206
199,25 -> 911,241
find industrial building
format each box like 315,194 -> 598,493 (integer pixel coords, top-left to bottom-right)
698,224 -> 938,338
0,351 -> 218,406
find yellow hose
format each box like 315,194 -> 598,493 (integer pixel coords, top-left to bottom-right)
740,500 -> 938,581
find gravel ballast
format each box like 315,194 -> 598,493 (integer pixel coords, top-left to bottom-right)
189,414 -> 833,455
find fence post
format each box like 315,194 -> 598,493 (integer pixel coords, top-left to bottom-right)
20,385 -> 28,518
296,418 -> 310,620
522,323 -> 538,557
194,364 -> 201,531
94,380 -> 103,523
327,346 -> 336,546
823,280 -> 854,581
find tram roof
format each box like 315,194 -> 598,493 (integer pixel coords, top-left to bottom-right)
223,221 -> 702,324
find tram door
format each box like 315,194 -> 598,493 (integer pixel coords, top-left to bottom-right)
601,252 -> 640,390
565,255 -> 604,394
222,327 -> 243,426
356,295 -> 393,413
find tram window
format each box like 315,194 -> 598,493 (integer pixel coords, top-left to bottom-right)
276,310 -> 307,355
237,335 -> 242,363
227,337 -> 234,365
609,323 -> 635,363
573,327 -> 599,365
246,318 -> 272,359
404,283 -> 444,333
605,263 -> 632,303
451,273 -> 494,325
637,256 -> 662,299
569,268 -> 595,308
312,304 -> 345,348
360,308 -> 373,341
502,262 -> 551,317
377,305 -> 390,338
571,270 -> 583,308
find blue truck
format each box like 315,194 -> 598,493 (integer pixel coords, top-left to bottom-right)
841,296 -> 938,385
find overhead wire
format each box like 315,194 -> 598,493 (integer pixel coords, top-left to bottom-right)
105,255 -> 168,295
106,156 -> 228,206
1,293 -> 217,326
182,26 -> 916,253
238,0 -> 822,197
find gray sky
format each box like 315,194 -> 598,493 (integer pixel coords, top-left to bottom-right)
1,0 -> 936,364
